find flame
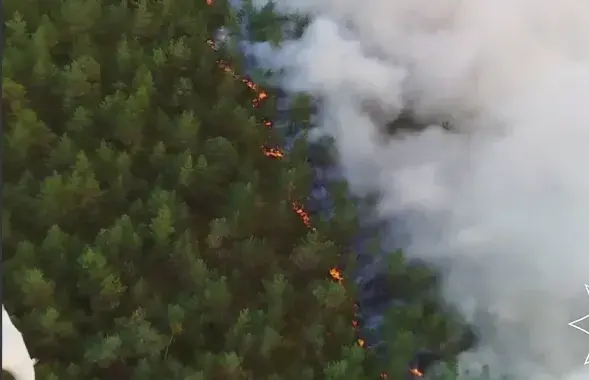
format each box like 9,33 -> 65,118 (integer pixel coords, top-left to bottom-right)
263,147 -> 284,159
329,267 -> 344,282
205,2 -> 423,377
292,202 -> 313,228
409,368 -> 424,377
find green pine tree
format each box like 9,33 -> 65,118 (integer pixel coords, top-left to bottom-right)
2,0 -> 367,379
3,0 -> 496,380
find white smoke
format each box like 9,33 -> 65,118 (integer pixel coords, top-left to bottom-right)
250,0 -> 589,378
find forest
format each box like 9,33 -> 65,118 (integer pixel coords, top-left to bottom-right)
2,0 -> 499,379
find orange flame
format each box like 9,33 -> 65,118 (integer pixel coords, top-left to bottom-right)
329,267 -> 344,282
263,147 -> 284,159
409,368 -> 424,377
292,202 -> 313,228
205,2 -> 423,377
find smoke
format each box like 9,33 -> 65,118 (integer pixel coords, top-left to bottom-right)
249,0 -> 589,378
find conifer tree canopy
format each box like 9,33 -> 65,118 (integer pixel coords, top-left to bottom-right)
2,0 -> 366,378
3,0 -> 475,379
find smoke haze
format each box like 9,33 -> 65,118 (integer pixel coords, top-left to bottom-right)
250,0 -> 589,378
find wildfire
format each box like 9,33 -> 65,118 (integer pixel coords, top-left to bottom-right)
262,147 -> 284,159
292,202 -> 313,229
409,368 -> 424,377
329,267 -> 344,282
204,3 -> 423,377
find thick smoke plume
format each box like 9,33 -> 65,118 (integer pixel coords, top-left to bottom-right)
250,0 -> 589,378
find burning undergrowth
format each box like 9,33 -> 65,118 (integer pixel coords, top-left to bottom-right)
248,0 -> 589,379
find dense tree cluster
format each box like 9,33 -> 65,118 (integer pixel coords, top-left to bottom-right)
3,0 -> 483,379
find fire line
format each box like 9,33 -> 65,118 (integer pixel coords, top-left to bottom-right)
204,3 -> 423,377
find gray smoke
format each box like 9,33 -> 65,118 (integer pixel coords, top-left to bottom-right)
249,0 -> 589,378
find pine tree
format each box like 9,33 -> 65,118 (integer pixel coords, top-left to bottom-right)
2,0 -> 374,379
3,0 -> 498,379
233,3 -> 490,379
